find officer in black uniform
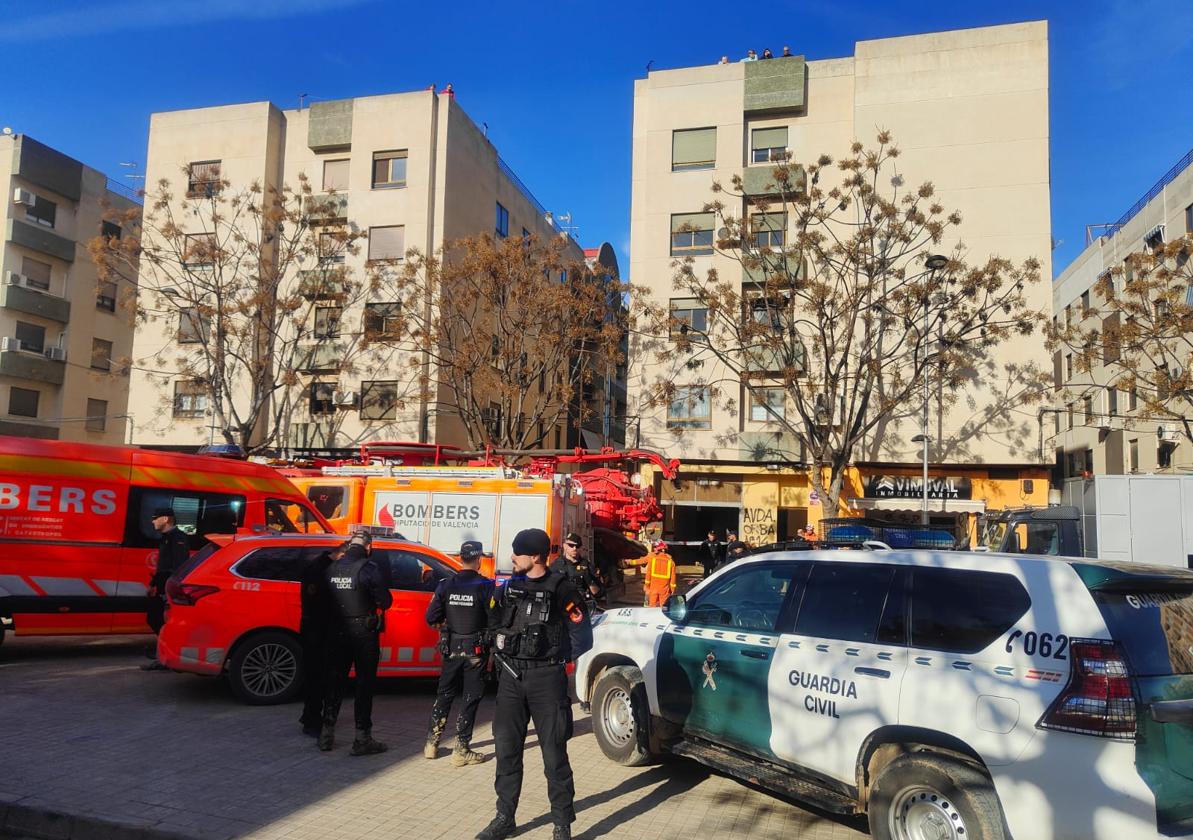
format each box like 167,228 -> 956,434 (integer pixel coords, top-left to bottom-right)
476,528 -> 593,840
698,529 -> 722,579
550,532 -> 603,610
298,540 -> 347,736
319,532 -> 392,755
423,539 -> 495,766
141,507 -> 190,671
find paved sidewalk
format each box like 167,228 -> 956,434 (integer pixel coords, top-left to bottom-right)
0,635 -> 867,840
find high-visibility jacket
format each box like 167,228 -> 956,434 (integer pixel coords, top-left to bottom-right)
643,551 -> 676,592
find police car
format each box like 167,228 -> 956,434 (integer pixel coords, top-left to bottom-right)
576,549 -> 1193,839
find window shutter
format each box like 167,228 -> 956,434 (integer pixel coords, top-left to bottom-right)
752,212 -> 786,232
751,126 -> 789,150
323,159 -> 349,191
672,128 -> 717,167
671,213 -> 714,233
368,226 -> 405,261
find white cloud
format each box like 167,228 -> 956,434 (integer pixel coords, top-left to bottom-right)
0,0 -> 375,41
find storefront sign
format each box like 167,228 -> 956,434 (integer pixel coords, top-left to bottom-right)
864,475 -> 972,500
808,490 -> 819,505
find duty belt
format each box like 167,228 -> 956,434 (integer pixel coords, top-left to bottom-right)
507,657 -> 564,670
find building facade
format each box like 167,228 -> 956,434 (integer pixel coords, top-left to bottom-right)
0,134 -> 139,444
1049,147 -> 1193,478
127,90 -> 590,453
628,22 -> 1054,547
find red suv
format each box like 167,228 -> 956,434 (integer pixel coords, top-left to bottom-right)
159,534 -> 460,704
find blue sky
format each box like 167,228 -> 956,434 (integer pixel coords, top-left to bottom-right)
3,0 -> 1191,278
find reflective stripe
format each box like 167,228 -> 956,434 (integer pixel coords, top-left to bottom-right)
418,647 -> 436,663
0,455 -> 127,481
380,647 -> 392,662
30,576 -> 97,596
0,575 -> 38,596
92,579 -> 122,596
181,647 -> 201,664
118,581 -> 148,597
204,647 -> 224,665
398,647 -> 414,662
649,556 -> 674,580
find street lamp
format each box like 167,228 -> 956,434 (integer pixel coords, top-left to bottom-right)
919,254 -> 950,525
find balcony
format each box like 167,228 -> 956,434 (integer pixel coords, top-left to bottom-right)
0,346 -> 65,385
13,136 -> 84,201
7,219 -> 75,263
296,268 -> 348,299
298,342 -> 343,372
304,192 -> 349,221
2,281 -> 71,323
744,54 -> 806,114
743,254 -> 804,285
741,163 -> 806,198
307,99 -> 353,151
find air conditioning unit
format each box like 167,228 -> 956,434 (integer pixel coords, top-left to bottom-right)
45,346 -> 66,361
1158,425 -> 1170,442
5,272 -> 25,286
333,390 -> 359,408
12,188 -> 35,207
1,337 -> 23,352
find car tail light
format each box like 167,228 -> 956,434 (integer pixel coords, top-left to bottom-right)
1038,639 -> 1136,740
166,578 -> 220,606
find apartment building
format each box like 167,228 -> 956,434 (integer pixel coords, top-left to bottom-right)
628,22 -> 1054,546
0,133 -> 139,444
1050,147 -> 1193,477
128,90 -> 588,452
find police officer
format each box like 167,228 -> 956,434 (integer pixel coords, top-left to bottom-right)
698,529 -> 722,579
550,532 -> 602,609
141,507 -> 189,671
725,539 -> 750,565
319,532 -> 392,755
424,540 -> 495,766
298,540 -> 347,737
476,528 -> 593,840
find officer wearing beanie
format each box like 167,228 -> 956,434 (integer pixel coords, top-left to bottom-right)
319,531 -> 392,756
424,540 -> 495,766
476,528 -> 593,840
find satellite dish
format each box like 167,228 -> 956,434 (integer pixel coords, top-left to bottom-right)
1,127 -> 13,136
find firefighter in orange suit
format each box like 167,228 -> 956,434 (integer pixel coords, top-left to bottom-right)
632,541 -> 676,608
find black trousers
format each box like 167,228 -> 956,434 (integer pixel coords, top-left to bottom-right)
146,595 -> 166,635
493,663 -> 575,825
427,653 -> 486,745
322,620 -> 380,732
299,621 -> 329,728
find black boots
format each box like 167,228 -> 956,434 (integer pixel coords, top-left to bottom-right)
317,724 -> 335,751
475,814 -> 517,840
349,728 -> 387,756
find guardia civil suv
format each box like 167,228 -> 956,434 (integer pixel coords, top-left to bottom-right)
576,549 -> 1193,840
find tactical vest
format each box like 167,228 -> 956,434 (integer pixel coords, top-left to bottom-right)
326,555 -> 375,619
441,571 -> 491,654
494,573 -> 565,661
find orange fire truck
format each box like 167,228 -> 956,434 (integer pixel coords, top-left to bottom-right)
273,442 -> 678,581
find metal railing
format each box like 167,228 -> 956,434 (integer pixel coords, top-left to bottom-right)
105,177 -> 143,205
1106,146 -> 1193,240
496,156 -> 550,224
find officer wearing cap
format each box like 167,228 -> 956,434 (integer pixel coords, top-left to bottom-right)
141,507 -> 189,671
476,528 -> 593,840
319,531 -> 392,756
550,532 -> 602,609
423,539 -> 495,766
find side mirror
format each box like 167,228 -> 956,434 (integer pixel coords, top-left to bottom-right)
663,593 -> 687,623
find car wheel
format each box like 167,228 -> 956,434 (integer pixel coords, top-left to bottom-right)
227,630 -> 304,705
869,752 -> 1007,840
591,665 -> 654,766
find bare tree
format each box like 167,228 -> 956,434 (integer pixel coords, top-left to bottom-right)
90,167 -> 411,452
391,234 -> 628,449
1051,235 -> 1193,444
635,132 -> 1047,514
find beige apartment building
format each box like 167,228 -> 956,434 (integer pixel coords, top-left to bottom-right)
1050,147 -> 1193,477
128,90 -> 585,452
628,21 -> 1054,546
0,133 -> 139,444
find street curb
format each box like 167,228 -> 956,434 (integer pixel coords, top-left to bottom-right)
3,802 -> 192,840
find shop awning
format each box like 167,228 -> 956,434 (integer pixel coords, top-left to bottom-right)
849,497 -> 987,514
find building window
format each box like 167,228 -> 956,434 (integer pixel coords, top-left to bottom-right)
522,228 -> 532,247
484,401 -> 502,440
1065,353 -> 1073,380
1159,443 -> 1175,469
1067,404 -> 1074,430
314,306 -> 341,339
1129,387 -> 1138,412
25,194 -> 56,228
178,308 -> 208,343
86,399 -> 107,432
1129,438 -> 1139,472
1064,305 -> 1071,327
671,127 -> 716,172
1053,411 -> 1060,437
322,159 -> 349,192
317,230 -> 345,264
667,386 -> 711,429
186,160 -> 221,198
184,233 -> 217,267
1085,448 -> 1094,475
97,281 -> 117,312
751,126 -> 789,164
360,380 -> 399,420
372,151 -> 407,189
670,213 -> 715,256
495,202 -> 510,239
9,386 -> 39,418
1107,387 -> 1117,417
15,321 -> 45,354
91,338 -> 113,371
172,380 -> 208,418
749,387 -> 785,423
101,221 -> 122,241
367,225 -> 405,261
21,257 -> 52,291
751,212 -> 786,248
1080,289 -> 1090,315
363,302 -> 401,338
309,382 -> 336,415
669,298 -> 708,338
1186,204 -> 1193,234
1083,395 -> 1094,424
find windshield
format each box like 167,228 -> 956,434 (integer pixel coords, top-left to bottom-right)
979,519 -> 1008,551
265,499 -> 328,534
